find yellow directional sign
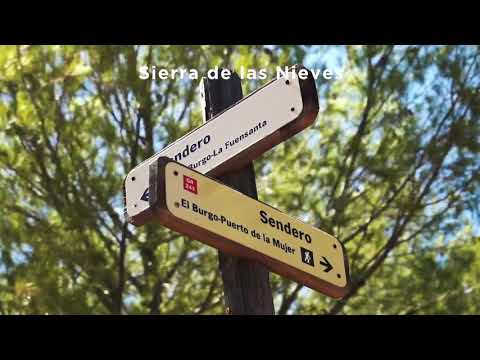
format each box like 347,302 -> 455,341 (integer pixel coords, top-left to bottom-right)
149,157 -> 350,299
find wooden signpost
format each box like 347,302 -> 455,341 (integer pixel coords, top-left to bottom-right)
148,158 -> 350,299
201,71 -> 274,314
124,65 -> 350,314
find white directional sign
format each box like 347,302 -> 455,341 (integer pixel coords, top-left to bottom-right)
124,65 -> 319,226
148,158 -> 350,299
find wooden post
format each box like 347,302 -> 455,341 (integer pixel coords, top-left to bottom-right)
201,70 -> 275,315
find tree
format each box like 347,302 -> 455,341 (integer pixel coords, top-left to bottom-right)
0,45 -> 479,314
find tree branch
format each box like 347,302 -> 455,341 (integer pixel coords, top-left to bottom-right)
277,283 -> 303,315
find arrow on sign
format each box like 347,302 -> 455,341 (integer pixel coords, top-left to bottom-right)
141,188 -> 149,202
320,256 -> 333,273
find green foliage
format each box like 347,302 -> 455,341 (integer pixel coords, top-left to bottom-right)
0,45 -> 479,314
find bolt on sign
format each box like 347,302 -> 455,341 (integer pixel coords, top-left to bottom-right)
148,158 -> 350,299
124,65 -> 319,226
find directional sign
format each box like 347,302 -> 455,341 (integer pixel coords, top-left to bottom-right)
124,65 -> 319,226
148,157 -> 350,299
